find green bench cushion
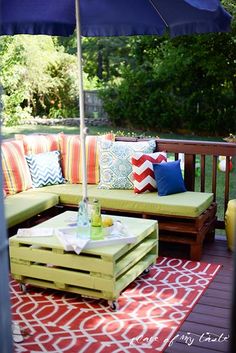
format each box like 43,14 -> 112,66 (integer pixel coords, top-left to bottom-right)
33,184 -> 213,218
5,190 -> 59,228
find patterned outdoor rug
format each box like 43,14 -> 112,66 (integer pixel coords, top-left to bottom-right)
10,256 -> 221,353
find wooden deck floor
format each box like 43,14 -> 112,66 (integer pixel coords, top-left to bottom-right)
162,235 -> 234,353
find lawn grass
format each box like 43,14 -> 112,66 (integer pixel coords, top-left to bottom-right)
1,124 -> 225,142
1,124 -> 234,222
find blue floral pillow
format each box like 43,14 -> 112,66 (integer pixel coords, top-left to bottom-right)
25,151 -> 65,188
153,160 -> 186,196
98,140 -> 156,189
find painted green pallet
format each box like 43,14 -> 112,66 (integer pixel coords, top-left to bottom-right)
9,211 -> 158,308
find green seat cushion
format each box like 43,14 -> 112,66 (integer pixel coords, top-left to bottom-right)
5,190 -> 59,228
32,184 -> 82,205
34,184 -> 213,218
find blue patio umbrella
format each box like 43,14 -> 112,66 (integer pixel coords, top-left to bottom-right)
0,1 -> 232,351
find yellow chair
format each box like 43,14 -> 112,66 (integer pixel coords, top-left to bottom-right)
225,199 -> 236,251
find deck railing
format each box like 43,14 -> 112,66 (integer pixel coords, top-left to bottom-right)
116,136 -> 236,228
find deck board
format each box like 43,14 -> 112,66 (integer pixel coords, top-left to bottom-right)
193,304 -> 231,319
163,234 -> 233,353
186,312 -> 231,329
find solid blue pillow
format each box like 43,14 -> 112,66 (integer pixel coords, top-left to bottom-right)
153,160 -> 186,196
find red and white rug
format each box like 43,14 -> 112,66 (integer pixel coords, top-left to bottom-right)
10,256 -> 221,353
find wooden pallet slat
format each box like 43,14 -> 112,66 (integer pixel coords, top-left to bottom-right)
115,239 -> 157,277
10,212 -> 158,303
10,245 -> 114,275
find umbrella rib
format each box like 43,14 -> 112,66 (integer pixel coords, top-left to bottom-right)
148,0 -> 169,27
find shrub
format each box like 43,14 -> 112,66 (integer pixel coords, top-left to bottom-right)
0,36 -> 79,125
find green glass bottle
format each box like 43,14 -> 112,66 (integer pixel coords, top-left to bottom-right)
90,199 -> 103,240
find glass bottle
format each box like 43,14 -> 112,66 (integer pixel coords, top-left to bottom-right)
90,199 -> 103,240
77,199 -> 90,239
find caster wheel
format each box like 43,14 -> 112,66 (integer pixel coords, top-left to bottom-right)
19,283 -> 27,293
12,322 -> 24,343
143,268 -> 150,274
108,300 -> 119,311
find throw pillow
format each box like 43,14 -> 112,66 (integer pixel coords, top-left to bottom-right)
131,151 -> 167,193
1,140 -> 32,195
98,140 -> 156,189
153,160 -> 187,196
15,134 -> 59,155
25,151 -> 64,188
59,133 -> 114,184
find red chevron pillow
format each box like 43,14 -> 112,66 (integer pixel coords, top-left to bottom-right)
131,152 -> 167,193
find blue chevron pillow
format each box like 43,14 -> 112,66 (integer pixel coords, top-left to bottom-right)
25,151 -> 64,188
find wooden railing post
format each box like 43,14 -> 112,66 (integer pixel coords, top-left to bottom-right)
184,154 -> 196,191
212,155 -> 218,202
200,155 -> 206,192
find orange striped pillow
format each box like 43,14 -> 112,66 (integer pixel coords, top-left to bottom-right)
2,140 -> 32,195
15,134 -> 59,155
59,133 -> 114,184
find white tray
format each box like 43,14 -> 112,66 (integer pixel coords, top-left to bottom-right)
56,222 -> 137,252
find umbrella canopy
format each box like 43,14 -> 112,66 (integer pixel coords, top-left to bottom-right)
0,1 -> 232,351
0,0 -> 232,37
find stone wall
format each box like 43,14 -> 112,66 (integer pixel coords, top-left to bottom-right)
19,91 -> 110,127
20,116 -> 110,127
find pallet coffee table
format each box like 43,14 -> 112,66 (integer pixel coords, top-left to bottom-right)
9,211 -> 158,310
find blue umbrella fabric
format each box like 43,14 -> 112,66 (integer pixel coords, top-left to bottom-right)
0,0 -> 232,37
0,1 -> 232,352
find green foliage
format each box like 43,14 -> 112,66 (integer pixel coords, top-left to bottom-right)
97,1 -> 236,135
0,36 -> 79,125
152,32 -> 236,134
100,23 -> 236,135
82,37 -> 131,82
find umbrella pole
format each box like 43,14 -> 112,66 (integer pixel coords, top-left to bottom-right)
0,121 -> 13,350
75,0 -> 88,202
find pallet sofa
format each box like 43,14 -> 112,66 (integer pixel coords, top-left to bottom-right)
3,133 -> 217,261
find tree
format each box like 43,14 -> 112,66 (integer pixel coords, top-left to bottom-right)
0,36 -> 79,125
99,2 -> 236,135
